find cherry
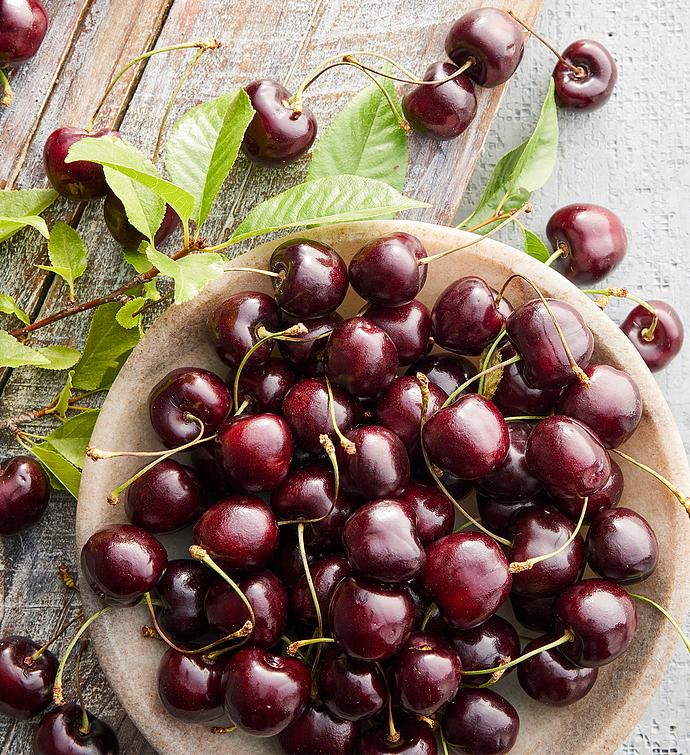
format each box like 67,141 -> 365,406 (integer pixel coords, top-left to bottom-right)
278,313 -> 341,376
443,688 -> 519,755
209,291 -> 281,369
556,578 -> 637,667
402,61 -> 477,140
422,394 -> 509,480
553,40 -> 617,111
291,555 -> 351,625
510,591 -> 557,633
0,635 -> 57,719
445,7 -> 525,87
269,238 -> 348,318
492,347 -> 562,417
103,191 -> 179,249
44,127 -> 119,201
80,524 -> 167,606
0,0 -> 48,64
148,366 -> 231,448
431,276 -> 511,356
429,467 -> 473,501
399,481 -> 454,546
190,445 -> 232,498
157,649 -> 228,722
358,718 -> 437,754
551,459 -> 623,523
223,646 -> 311,736
475,493 -> 537,538
367,300 -> 432,366
155,559 -> 213,642
517,634 -> 598,707
337,425 -> 410,499
329,575 -> 415,661
242,79 -> 317,166
447,615 -> 520,686
34,703 -> 119,755
586,507 -> 659,584
215,413 -> 293,492
277,703 -> 360,755
525,415 -> 611,499
348,233 -> 428,307
620,299 -> 684,372
407,352 -> 476,397
272,529 -> 313,588
227,356 -> 296,414
193,496 -> 278,570
0,455 -> 50,535
506,298 -> 594,389
326,317 -> 398,397
546,203 -> 627,283
420,533 -> 512,630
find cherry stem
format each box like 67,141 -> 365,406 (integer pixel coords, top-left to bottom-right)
74,637 -> 90,735
581,287 -> 659,342
58,563 -> 79,592
24,615 -> 81,666
504,415 -> 548,422
0,386 -> 109,433
325,376 -> 356,454
439,725 -> 450,755
544,244 -> 567,268
234,397 -> 250,416
211,725 -> 238,734
477,328 -> 508,395
297,522 -> 325,669
286,636 -> 335,655
0,67 -> 13,107
442,355 -> 521,409
420,602 -> 436,631
628,593 -> 690,653
374,661 -> 400,744
224,266 -> 281,278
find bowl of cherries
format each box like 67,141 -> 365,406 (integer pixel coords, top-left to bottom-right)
74,219 -> 690,755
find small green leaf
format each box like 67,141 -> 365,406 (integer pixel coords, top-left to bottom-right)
480,344 -> 508,401
231,175 -> 427,243
0,331 -> 50,368
0,188 -> 57,242
146,247 -> 224,304
523,229 -> 551,263
0,215 -> 50,240
44,410 -> 99,470
166,89 -> 255,228
36,222 -> 88,300
116,297 -> 146,329
104,168 -> 165,245
0,294 -> 30,324
34,345 -> 81,371
29,443 -> 82,497
54,370 -> 74,418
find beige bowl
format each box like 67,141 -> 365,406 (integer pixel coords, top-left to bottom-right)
76,220 -> 690,755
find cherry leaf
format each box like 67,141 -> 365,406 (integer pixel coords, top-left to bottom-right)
116,297 -> 146,330
44,410 -> 100,469
146,247 -> 225,304
33,345 -> 82,371
523,229 -> 551,263
0,330 -> 50,368
0,188 -> 57,242
36,221 -> 88,301
28,443 -> 82,497
54,370 -> 74,419
0,293 -> 30,324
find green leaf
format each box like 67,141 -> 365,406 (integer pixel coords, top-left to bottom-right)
36,222 -> 88,300
116,297 -> 146,329
104,168 -> 165,245
308,75 -> 408,191
146,247 -> 224,304
0,188 -> 57,242
166,89 -> 255,228
480,343 -> 508,401
0,331 -> 50,367
231,175 -> 427,243
0,294 -> 29,324
123,249 -> 160,301
29,443 -> 82,497
44,410 -> 99,470
523,228 -> 551,263
54,370 -> 74,418
0,215 -> 50,240
34,345 -> 81,371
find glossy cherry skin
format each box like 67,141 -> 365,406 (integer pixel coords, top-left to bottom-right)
272,529 -> 313,588
407,352 -> 476,397
553,40 -> 617,111
44,127 -> 119,201
420,533 -> 512,630
80,524 -> 167,606
194,496 -> 278,570
358,718 -> 438,755
156,559 -> 213,642
445,7 -> 524,87
431,277 -> 511,356
444,688 -> 519,755
291,555 -> 351,625
205,570 -> 287,647
242,79 -> 317,166
510,591 -> 557,633
0,455 -> 50,535
215,413 -> 293,493
157,649 -> 228,722
551,459 -> 623,523
475,493 -> 537,539
277,313 -> 341,376
403,61 -> 477,140
399,481 -> 454,545
0,636 -> 57,719
587,507 -> 658,584
103,191 -> 179,249
224,646 -> 311,736
329,575 -> 415,661
33,703 -> 119,755
367,300 -> 432,365
270,238 -> 348,318
556,578 -> 637,667
277,704 -> 359,755
227,357 -> 296,414
338,425 -> 410,499
209,291 -> 281,369
547,203 -> 627,283
492,348 -> 562,417
506,299 -> 594,390
517,634 -> 598,707
148,366 -> 231,448
422,394 -> 509,480
0,0 -> 48,64
349,233 -> 428,306
447,615 -> 520,686
620,299 -> 684,372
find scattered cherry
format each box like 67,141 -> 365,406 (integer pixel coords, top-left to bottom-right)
367,300 -> 432,365
278,313 -> 342,376
492,347 -> 562,417
277,703 -> 360,755
155,559 -> 212,642
33,703 -> 119,755
358,717 -> 437,754
398,480 -> 454,545
157,649 -> 228,722
227,356 -> 296,414
291,555 -> 351,625
476,493 -> 538,538
553,40 -> 617,111
0,0 -> 48,65
407,352 -> 476,397
620,299 -> 684,372
443,687 -> 520,755
103,191 -> 179,249
510,591 -> 557,633
551,459 -> 623,523
0,635 -> 57,719
0,455 -> 50,535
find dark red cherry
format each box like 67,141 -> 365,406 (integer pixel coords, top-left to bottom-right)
157,649 -> 228,722
269,238 -> 348,318
399,481 -> 454,546
0,0 -> 48,64
620,299 -> 684,372
367,300 -> 432,365
223,646 -> 311,736
209,291 -> 281,369
445,7 -> 525,87
444,688 -> 519,755
80,524 -> 167,606
349,233 -> 428,306
431,277 -> 511,356
510,591 -> 557,633
227,357 -> 296,414
272,529 -> 313,588
526,415 -> 611,499
190,445 -> 232,499
0,455 -> 50,535
277,313 -> 342,376
329,575 -> 415,661
33,703 -> 119,755
156,559 -> 213,642
492,348 -> 562,416
431,467 -> 473,501
103,191 -> 179,249
408,353 -> 476,397
277,703 -> 360,755
551,459 -> 623,522
447,615 -> 520,686
402,61 -> 477,140
420,533 -> 512,629
206,569 -> 287,647
291,555 -> 351,625
475,493 -> 537,538
337,425 -> 410,499
553,40 -> 617,111
547,203 -> 627,283
44,127 -> 119,201
422,394 -> 509,480
587,507 -> 658,584
556,578 -> 637,667
358,718 -> 438,754
506,299 -> 594,389
0,635 -> 57,719
242,79 -> 317,166
148,366 -> 231,448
